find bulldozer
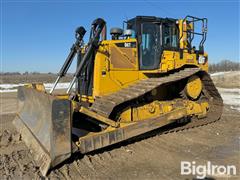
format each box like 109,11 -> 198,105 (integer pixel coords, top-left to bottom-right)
13,15 -> 223,176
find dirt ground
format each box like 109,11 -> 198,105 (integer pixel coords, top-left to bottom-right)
0,104 -> 239,180
0,74 -> 239,180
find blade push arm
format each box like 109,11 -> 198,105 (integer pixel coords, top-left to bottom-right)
66,18 -> 106,94
50,26 -> 86,94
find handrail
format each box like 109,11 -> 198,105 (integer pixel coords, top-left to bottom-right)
178,15 -> 208,52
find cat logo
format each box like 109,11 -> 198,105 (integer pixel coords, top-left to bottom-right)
124,42 -> 131,48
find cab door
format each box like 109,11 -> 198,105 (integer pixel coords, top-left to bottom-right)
139,22 -> 161,70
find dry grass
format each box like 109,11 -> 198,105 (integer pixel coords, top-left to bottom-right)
0,74 -> 72,84
211,71 -> 240,88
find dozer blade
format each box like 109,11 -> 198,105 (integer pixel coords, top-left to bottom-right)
13,86 -> 72,176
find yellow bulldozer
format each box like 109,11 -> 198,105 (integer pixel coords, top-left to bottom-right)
13,15 -> 223,176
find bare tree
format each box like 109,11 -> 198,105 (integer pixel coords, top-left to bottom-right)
209,60 -> 240,72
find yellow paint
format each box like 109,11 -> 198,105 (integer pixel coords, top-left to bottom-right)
185,75 -> 202,99
25,83 -> 45,92
92,39 -> 140,97
119,99 -> 209,123
185,101 -> 209,118
91,35 -> 208,98
25,17 -> 209,129
79,106 -> 119,127
26,17 -> 209,127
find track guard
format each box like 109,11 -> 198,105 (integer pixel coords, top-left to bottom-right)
13,86 -> 72,176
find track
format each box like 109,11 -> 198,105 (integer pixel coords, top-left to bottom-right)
91,67 -> 223,131
91,68 -> 201,117
49,106 -> 238,180
161,71 -> 224,133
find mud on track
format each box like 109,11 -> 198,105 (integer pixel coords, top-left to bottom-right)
0,105 -> 239,179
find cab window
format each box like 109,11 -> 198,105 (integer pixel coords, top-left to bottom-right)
163,24 -> 178,48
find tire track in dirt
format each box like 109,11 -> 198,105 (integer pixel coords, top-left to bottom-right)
0,115 -> 42,179
0,93 -> 17,115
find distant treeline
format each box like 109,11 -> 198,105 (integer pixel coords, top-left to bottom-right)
209,60 -> 240,73
0,72 -> 75,76
0,72 -> 54,75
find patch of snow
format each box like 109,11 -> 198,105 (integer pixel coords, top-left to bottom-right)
217,87 -> 240,111
0,82 -> 72,93
217,88 -> 240,93
0,84 -> 24,89
0,89 -> 19,93
43,82 -> 71,90
210,71 -> 231,77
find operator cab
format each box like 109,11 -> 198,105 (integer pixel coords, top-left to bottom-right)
125,16 -> 207,70
126,16 -> 178,70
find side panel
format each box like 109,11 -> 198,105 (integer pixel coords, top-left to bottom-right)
93,39 -> 140,97
160,50 -> 208,72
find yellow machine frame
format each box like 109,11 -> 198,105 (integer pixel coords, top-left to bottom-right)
14,16 -> 219,177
